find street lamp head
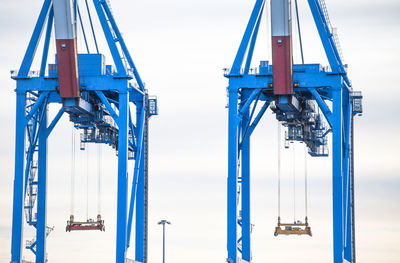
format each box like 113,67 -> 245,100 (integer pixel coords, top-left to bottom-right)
158,219 -> 171,225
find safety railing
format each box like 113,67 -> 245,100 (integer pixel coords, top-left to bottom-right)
318,0 -> 344,63
223,67 -> 260,76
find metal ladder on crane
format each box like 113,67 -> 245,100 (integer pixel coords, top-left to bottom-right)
316,0 -> 345,70
24,93 -> 54,255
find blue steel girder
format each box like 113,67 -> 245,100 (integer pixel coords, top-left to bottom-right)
228,64 -> 344,96
240,106 -> 251,261
227,64 -> 345,136
17,0 -> 52,78
230,0 -> 265,76
342,89 -> 353,262
227,87 -> 239,263
307,0 -> 350,86
240,101 -> 270,149
239,92 -> 260,149
127,98 -> 146,249
92,0 -> 127,77
40,6 -> 53,77
96,0 -> 146,91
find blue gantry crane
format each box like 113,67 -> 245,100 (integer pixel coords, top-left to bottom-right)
224,0 -> 362,263
10,0 -> 157,262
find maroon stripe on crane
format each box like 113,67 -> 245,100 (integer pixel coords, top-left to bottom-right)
56,39 -> 80,98
54,0 -> 80,98
271,0 -> 293,95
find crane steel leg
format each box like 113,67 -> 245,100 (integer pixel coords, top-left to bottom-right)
227,88 -> 239,263
135,101 -> 144,262
135,130 -> 145,262
144,108 -> 149,263
342,90 -> 353,262
241,108 -> 251,262
332,87 -> 344,263
36,102 -> 48,263
350,110 -> 356,263
11,92 -> 27,263
116,90 -> 129,262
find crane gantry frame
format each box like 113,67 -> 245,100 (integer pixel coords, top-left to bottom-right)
10,0 -> 157,262
224,0 -> 362,263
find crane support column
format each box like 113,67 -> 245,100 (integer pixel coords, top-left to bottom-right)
144,109 -> 149,263
227,87 -> 239,263
116,88 -> 129,262
135,140 -> 145,262
11,92 -> 26,263
36,102 -> 48,263
241,107 -> 251,262
332,87 -> 343,263
343,89 -> 353,262
135,101 -> 145,262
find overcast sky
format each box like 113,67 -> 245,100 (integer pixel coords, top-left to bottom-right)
0,0 -> 399,262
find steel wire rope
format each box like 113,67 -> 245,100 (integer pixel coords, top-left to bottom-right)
85,0 -> 100,54
86,144 -> 89,220
70,127 -> 76,216
304,144 -> 308,218
77,4 -> 90,53
97,144 -> 102,215
277,122 -> 281,218
265,0 -> 271,60
293,141 -> 296,222
294,0 -> 305,64
292,142 -> 296,222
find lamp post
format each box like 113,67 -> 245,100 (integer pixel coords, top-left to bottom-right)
158,220 -> 171,263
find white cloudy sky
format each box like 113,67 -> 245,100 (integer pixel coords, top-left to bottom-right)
0,0 -> 399,262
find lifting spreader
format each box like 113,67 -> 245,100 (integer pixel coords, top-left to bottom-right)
66,214 -> 105,232
274,216 -> 312,236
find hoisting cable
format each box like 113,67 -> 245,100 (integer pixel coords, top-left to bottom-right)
71,127 -> 76,216
294,0 -> 305,64
66,134 -> 105,232
77,4 -> 90,53
274,129 -> 312,237
86,144 -> 89,220
304,145 -> 309,219
265,0 -> 271,60
97,144 -> 102,216
85,0 -> 100,54
293,142 -> 296,222
277,122 -> 281,218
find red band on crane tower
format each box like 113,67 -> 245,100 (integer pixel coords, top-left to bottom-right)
271,0 -> 293,95
54,0 -> 80,98
56,39 -> 80,98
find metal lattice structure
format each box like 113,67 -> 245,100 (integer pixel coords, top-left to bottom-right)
10,0 -> 157,262
224,0 -> 362,263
